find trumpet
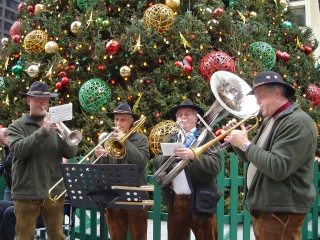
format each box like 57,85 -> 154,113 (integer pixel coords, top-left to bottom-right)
48,116 -> 147,202
44,108 -> 82,146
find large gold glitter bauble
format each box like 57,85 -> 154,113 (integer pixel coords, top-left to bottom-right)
23,30 -> 48,54
165,0 -> 180,11
149,120 -> 180,154
143,4 -> 175,34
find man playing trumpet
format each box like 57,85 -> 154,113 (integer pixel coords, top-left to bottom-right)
8,81 -> 78,240
93,102 -> 150,240
153,99 -> 222,240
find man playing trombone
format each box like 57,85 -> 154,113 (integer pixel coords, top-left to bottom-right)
8,81 -> 78,240
153,99 -> 222,240
93,102 -> 150,240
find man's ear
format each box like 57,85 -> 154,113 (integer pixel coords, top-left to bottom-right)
26,96 -> 31,105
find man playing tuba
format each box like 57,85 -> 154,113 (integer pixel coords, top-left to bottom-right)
153,99 -> 222,240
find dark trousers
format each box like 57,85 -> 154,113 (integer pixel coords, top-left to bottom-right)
105,207 -> 148,240
0,201 -> 45,240
168,193 -> 218,240
0,200 -> 14,240
250,209 -> 306,240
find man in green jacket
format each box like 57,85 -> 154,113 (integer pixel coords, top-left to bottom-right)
8,81 -> 78,240
225,71 -> 317,240
93,102 -> 150,240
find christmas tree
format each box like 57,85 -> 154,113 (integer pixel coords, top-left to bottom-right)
0,0 -> 319,158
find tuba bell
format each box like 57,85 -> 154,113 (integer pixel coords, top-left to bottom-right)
153,71 -> 260,187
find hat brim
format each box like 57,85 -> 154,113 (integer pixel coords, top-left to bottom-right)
20,92 -> 58,98
168,105 -> 204,121
248,82 -> 295,98
106,112 -> 140,122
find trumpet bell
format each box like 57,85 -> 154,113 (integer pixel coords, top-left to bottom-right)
66,130 -> 83,146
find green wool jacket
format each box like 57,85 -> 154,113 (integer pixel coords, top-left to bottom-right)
235,103 -> 317,213
94,132 -> 150,189
153,128 -> 222,207
8,114 -> 78,200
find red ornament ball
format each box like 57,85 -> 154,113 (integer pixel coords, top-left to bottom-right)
61,77 -> 70,86
183,55 -> 193,65
281,52 -> 290,62
27,5 -> 35,13
200,51 -> 235,82
183,64 -> 192,73
304,46 -> 313,55
55,82 -> 63,90
307,83 -> 320,106
174,61 -> 183,68
106,40 -> 121,55
275,50 -> 282,60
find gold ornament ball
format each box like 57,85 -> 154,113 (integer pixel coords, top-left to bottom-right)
35,4 -> 45,14
45,41 -> 59,54
143,4 -> 175,34
149,120 -> 180,154
70,21 -> 82,34
249,11 -> 257,18
120,66 -> 131,79
23,30 -> 48,54
165,0 -> 180,11
27,65 -> 40,78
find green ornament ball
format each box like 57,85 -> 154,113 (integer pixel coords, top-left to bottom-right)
79,78 -> 111,114
249,41 -> 276,70
281,21 -> 292,28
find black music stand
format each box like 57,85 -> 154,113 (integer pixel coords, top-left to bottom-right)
60,163 -> 146,240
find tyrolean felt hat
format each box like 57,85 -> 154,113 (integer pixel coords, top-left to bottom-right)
20,81 -> 58,98
249,71 -> 295,97
168,99 -> 204,121
106,103 -> 140,121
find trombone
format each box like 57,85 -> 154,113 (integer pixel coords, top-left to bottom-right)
48,116 -> 147,202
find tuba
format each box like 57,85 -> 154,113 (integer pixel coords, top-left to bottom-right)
153,71 -> 260,187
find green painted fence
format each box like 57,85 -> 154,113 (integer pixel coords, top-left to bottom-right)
2,152 -> 319,239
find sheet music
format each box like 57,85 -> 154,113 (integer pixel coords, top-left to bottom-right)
160,143 -> 184,156
49,103 -> 73,123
